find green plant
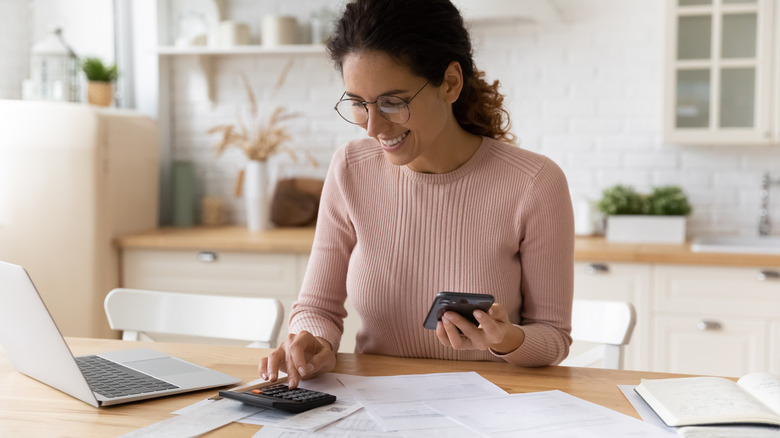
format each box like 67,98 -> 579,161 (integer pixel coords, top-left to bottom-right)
596,185 -> 644,215
645,185 -> 692,216
81,57 -> 118,82
596,184 -> 692,216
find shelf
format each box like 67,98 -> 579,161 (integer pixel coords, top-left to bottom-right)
157,44 -> 327,106
157,44 -> 326,56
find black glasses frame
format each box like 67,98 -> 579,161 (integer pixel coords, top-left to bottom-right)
334,81 -> 430,125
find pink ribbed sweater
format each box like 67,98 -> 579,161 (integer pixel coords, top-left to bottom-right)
289,137 -> 574,367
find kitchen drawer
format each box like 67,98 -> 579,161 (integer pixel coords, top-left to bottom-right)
122,248 -> 301,298
654,264 -> 780,318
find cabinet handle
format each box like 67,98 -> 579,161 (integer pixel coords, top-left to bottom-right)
586,263 -> 610,274
197,251 -> 218,263
756,270 -> 780,281
697,320 -> 722,331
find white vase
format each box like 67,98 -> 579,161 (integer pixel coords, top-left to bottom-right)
244,160 -> 270,232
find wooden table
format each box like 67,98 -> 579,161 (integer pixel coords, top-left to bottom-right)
0,338 -> 685,437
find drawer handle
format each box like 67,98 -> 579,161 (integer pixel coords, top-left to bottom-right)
586,263 -> 610,274
697,320 -> 722,331
197,251 -> 218,263
757,270 -> 780,281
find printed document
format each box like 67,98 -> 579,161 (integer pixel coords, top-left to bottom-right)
336,371 -> 507,431
426,389 -> 674,437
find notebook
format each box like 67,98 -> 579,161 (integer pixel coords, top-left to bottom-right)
0,261 -> 241,407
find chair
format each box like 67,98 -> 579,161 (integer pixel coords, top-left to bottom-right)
559,299 -> 637,370
104,288 -> 284,348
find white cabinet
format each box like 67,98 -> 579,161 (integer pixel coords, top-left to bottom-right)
121,248 -> 361,353
573,262 -> 652,371
652,264 -> 780,376
663,0 -> 777,144
122,248 -> 305,348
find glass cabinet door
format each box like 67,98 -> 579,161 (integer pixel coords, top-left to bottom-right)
666,0 -> 770,144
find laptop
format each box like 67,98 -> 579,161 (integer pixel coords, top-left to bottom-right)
0,261 -> 241,407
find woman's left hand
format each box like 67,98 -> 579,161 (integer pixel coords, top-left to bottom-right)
435,303 -> 525,354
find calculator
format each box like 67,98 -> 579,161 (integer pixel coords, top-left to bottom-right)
218,384 -> 337,413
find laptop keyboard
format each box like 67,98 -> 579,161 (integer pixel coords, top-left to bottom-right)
75,355 -> 179,398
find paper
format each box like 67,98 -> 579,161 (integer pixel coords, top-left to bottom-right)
426,390 -> 675,437
253,409 -> 396,437
253,408 -> 473,438
271,400 -> 363,432
336,371 -> 507,431
119,398 -> 263,438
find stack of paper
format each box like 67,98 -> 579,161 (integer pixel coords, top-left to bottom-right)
252,372 -> 672,437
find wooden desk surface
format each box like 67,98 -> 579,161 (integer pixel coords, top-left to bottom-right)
0,338 -> 683,437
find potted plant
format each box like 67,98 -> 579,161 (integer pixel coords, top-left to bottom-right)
597,184 -> 692,244
81,56 -> 117,106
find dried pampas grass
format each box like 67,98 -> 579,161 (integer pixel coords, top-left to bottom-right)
208,59 -> 317,166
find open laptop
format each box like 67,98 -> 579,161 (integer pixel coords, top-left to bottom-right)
0,261 -> 241,407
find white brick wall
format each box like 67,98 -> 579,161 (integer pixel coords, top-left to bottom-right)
1,0 -> 769,237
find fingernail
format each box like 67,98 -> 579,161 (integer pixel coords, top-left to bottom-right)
443,314 -> 453,322
474,310 -> 485,318
261,372 -> 268,380
270,373 -> 277,380
298,366 -> 306,376
307,363 -> 315,373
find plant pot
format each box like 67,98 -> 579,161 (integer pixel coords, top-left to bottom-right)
605,215 -> 687,244
87,81 -> 113,106
244,160 -> 271,232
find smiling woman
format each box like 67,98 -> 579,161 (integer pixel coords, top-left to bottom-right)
259,0 -> 575,389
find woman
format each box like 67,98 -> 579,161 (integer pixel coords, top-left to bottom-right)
260,0 -> 574,388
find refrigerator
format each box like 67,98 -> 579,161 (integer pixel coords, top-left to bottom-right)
0,100 -> 159,339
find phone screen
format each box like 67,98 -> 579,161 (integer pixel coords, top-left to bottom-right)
423,292 -> 495,330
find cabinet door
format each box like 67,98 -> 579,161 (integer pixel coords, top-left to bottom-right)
122,248 -> 303,347
653,314 -> 768,376
664,0 -> 774,144
573,262 -> 652,370
653,264 -> 778,375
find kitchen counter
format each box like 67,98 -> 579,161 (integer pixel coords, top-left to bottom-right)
115,227 -> 780,267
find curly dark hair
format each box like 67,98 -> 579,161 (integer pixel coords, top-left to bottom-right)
326,0 -> 514,143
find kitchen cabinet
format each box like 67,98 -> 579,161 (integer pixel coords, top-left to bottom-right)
573,262 -> 652,371
122,248 -> 306,348
663,0 -> 777,144
652,264 -> 780,376
121,247 -> 361,352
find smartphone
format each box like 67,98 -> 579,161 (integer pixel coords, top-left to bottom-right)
423,291 -> 495,330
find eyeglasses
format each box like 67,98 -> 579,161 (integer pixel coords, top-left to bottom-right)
334,81 -> 429,125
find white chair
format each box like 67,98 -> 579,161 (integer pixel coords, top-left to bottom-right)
104,288 -> 284,348
559,299 -> 637,370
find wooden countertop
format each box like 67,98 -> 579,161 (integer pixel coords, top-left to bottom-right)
116,227 -> 780,267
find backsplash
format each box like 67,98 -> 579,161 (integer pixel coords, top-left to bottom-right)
5,0 -> 777,237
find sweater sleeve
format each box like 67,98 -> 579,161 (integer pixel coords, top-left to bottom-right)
287,146 -> 355,351
493,158 -> 575,366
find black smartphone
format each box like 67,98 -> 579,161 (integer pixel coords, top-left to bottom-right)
423,291 -> 495,330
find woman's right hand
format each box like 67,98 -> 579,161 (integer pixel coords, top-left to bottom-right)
258,330 -> 337,388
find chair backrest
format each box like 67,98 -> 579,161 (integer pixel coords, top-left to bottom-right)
104,288 -> 284,348
559,299 -> 637,370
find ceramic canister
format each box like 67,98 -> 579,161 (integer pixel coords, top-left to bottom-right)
261,15 -> 298,46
